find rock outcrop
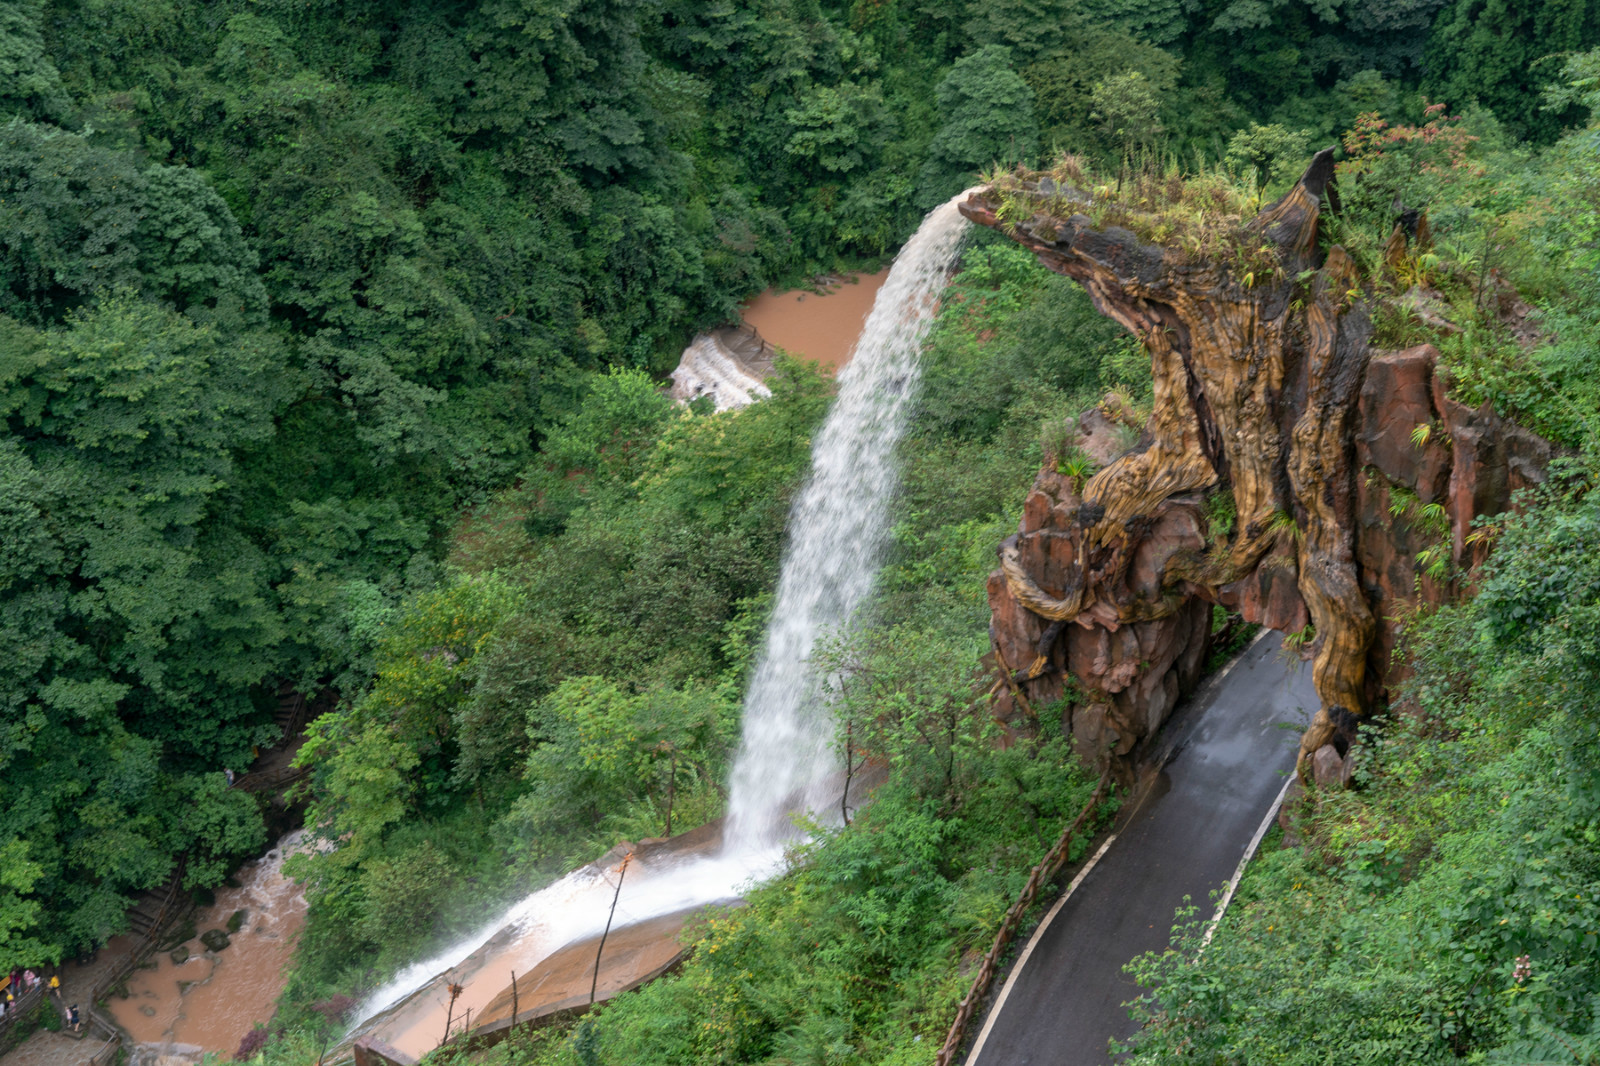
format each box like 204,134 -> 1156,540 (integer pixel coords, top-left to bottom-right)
669,324 -> 777,411
965,155 -> 1552,780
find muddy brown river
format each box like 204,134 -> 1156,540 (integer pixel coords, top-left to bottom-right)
740,270 -> 889,368
108,832 -> 308,1057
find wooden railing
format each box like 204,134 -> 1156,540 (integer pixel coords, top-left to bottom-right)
87,1032 -> 122,1066
935,769 -> 1113,1066
67,862 -> 191,1063
89,872 -> 184,1003
234,761 -> 310,795
0,981 -> 47,1045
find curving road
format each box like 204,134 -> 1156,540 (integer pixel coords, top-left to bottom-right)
966,631 -> 1316,1066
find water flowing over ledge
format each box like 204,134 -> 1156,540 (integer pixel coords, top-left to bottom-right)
722,194 -> 971,853
337,192 -> 972,1059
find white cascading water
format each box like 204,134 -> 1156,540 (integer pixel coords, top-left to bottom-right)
721,193 -> 971,852
341,192 -> 970,1051
669,333 -> 772,411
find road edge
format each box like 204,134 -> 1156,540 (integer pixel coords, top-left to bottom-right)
963,626 -> 1274,1066
1197,774 -> 1295,952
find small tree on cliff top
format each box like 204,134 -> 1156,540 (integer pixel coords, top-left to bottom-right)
919,46 -> 1040,207
1089,70 -> 1165,175
1226,123 -> 1313,196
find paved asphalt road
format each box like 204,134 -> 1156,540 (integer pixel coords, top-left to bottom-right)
967,631 -> 1317,1066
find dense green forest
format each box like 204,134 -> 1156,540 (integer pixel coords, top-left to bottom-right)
4,0 -> 1600,1061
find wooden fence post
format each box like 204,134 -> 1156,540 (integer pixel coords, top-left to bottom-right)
934,770 -> 1111,1066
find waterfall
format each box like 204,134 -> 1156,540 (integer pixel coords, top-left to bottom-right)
340,193 -> 969,1053
722,193 -> 970,851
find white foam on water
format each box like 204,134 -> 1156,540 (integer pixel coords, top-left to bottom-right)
342,191 -> 972,1042
722,192 -> 971,852
669,333 -> 772,410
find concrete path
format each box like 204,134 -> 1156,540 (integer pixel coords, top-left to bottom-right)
967,632 -> 1316,1065
1,1029 -> 107,1066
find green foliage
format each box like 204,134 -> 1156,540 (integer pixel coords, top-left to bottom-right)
1425,0 -> 1600,142
0,289 -> 297,956
1090,70 -> 1166,166
522,368 -> 678,537
520,682 -> 1103,1066
178,775 -> 268,891
0,838 -> 49,970
0,124 -> 266,327
919,46 -> 1039,206
279,359 -> 829,995
1226,122 -> 1313,191
1204,487 -> 1238,540
1121,489 -> 1600,1063
4,0 -> 1599,1025
0,2 -> 66,122
384,219 -> 1131,1066
295,573 -> 521,863
785,83 -> 895,177
509,677 -> 737,848
1020,31 -> 1180,161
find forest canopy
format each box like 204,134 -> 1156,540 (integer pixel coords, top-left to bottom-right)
2,0 -> 1599,1017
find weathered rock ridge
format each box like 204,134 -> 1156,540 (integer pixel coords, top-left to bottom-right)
963,154 -> 1551,781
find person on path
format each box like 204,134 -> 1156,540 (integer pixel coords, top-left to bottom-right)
48,974 -> 60,998
68,1004 -> 81,1032
23,969 -> 37,989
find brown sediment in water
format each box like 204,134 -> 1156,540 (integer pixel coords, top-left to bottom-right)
348,821 -> 734,1061
740,270 -> 889,369
108,833 -> 308,1055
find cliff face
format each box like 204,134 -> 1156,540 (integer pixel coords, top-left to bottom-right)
964,154 -> 1551,781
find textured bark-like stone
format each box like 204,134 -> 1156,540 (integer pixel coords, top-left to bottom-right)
966,155 -> 1552,780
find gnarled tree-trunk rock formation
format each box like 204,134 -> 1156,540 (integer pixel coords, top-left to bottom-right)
963,152 -> 1552,782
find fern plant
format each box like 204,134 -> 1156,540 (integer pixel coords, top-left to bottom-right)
1058,450 -> 1098,493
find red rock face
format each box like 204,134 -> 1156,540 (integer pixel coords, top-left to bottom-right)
987,466 -> 1212,770
1218,537 -> 1310,635
990,343 -> 1552,768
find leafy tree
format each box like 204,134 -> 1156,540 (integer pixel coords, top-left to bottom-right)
0,124 -> 266,326
1425,0 -> 1600,141
1021,31 -> 1181,157
177,775 -> 267,889
522,367 -> 677,536
294,572 -> 521,864
918,45 -> 1039,206
0,0 -> 67,121
962,0 -> 1087,60
1226,122 -> 1313,190
0,293 -> 294,955
1089,69 -> 1166,169
784,82 -> 893,177
0,838 -> 49,970
514,677 -> 737,841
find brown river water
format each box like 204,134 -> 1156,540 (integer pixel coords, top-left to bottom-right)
62,277 -> 885,1064
740,269 -> 889,368
108,832 -> 309,1058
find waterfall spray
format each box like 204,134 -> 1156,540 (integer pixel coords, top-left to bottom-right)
722,194 -> 970,851
340,192 -> 971,1054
